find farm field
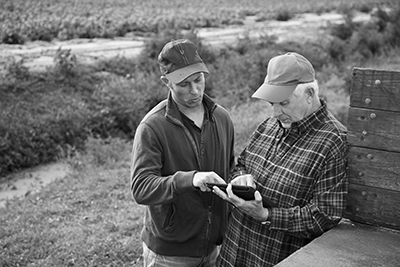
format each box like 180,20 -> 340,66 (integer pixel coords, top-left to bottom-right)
1,0 -> 400,266
1,0 -> 395,44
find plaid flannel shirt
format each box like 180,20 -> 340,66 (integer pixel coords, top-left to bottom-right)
217,100 -> 348,267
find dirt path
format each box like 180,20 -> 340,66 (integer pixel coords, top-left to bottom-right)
0,162 -> 71,208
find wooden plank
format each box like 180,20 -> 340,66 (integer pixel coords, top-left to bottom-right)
350,68 -> 400,112
345,183 -> 400,230
276,221 -> 400,267
347,107 -> 400,152
348,146 -> 400,191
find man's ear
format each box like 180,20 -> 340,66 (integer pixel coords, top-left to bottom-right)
160,76 -> 170,87
305,87 -> 315,103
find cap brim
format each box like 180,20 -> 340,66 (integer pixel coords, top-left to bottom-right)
252,83 -> 297,103
166,62 -> 209,84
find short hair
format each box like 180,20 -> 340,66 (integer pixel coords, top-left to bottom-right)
293,80 -> 319,97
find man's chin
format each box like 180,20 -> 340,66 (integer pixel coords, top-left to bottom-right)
279,121 -> 292,129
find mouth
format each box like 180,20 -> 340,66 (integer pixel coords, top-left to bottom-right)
192,96 -> 202,103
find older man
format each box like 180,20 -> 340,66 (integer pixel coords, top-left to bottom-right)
214,52 -> 348,267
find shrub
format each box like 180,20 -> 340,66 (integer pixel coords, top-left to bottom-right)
326,37 -> 348,63
330,23 -> 354,41
87,70 -> 166,140
275,9 -> 293,21
53,48 -> 78,80
280,40 -> 331,70
0,93 -> 90,177
350,26 -> 384,58
381,4 -> 400,48
328,3 -> 400,61
1,32 -> 25,44
206,37 -> 277,108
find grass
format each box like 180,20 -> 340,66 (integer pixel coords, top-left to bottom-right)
1,0 -> 400,265
0,137 -> 144,266
0,100 -> 268,266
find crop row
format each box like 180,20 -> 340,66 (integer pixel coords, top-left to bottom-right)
0,0 -> 394,44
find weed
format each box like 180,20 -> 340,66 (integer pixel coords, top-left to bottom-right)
53,47 -> 77,79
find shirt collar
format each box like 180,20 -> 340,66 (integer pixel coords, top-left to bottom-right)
288,99 -> 328,135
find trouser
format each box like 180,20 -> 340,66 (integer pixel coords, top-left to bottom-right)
142,242 -> 219,267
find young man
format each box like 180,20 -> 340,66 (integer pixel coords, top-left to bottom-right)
130,39 -> 235,266
213,52 -> 348,267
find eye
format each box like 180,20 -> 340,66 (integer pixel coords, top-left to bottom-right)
177,82 -> 188,87
280,101 -> 289,106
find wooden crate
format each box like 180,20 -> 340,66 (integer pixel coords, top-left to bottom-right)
277,68 -> 400,267
346,67 -> 400,231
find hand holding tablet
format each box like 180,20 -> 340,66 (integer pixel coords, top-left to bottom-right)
206,183 -> 276,207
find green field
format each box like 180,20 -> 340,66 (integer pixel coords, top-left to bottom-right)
1,0 -> 400,266
1,0 -> 395,43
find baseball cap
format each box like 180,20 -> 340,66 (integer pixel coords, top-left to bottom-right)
158,39 -> 209,84
252,52 -> 315,102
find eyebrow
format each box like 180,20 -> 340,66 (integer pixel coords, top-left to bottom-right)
178,73 -> 202,85
268,100 -> 289,105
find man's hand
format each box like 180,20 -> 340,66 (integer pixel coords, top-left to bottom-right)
212,174 -> 269,222
193,171 -> 226,192
231,173 -> 256,187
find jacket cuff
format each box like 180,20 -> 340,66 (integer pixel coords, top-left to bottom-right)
174,170 -> 198,194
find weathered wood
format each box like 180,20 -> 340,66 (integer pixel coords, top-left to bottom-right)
346,68 -> 400,230
276,221 -> 400,267
345,183 -> 400,230
348,146 -> 400,191
350,68 -> 400,112
347,107 -> 400,152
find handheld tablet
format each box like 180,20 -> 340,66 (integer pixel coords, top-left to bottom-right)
206,183 -> 256,201
206,183 -> 276,208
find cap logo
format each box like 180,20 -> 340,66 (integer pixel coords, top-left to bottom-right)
177,43 -> 190,65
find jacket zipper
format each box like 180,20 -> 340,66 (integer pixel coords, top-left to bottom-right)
204,204 -> 212,256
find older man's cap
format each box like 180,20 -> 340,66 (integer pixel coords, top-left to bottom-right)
252,52 -> 315,102
158,39 -> 209,84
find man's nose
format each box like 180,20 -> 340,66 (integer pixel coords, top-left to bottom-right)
272,104 -> 282,117
189,82 -> 199,94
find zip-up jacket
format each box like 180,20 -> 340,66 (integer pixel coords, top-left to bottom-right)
130,92 -> 235,257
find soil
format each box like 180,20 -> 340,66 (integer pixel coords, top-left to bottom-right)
0,11 -> 371,207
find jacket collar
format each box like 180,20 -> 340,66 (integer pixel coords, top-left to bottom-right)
165,91 -> 217,122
